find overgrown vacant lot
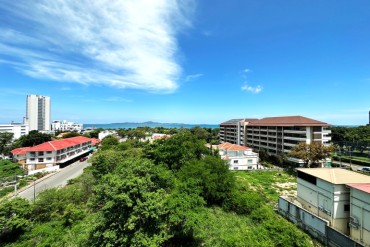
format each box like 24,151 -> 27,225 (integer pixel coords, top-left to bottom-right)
234,170 -> 298,202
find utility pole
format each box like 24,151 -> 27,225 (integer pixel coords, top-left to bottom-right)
33,177 -> 36,203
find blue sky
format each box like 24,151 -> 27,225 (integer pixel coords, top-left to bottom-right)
0,0 -> 369,125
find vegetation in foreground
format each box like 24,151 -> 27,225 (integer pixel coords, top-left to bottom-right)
0,129 -> 315,246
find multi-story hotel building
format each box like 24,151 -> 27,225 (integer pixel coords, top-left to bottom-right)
220,116 -> 331,155
25,94 -> 51,131
11,136 -> 93,175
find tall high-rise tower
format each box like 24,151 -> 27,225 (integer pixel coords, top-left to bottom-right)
25,95 -> 51,131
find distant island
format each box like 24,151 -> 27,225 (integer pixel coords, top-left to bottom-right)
83,122 -> 219,129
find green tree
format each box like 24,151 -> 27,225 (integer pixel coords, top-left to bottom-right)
13,130 -> 52,148
61,132 -> 81,138
0,132 -> 13,156
146,131 -> 210,170
178,156 -> 235,205
0,197 -> 32,243
89,158 -> 172,246
289,142 -> 335,168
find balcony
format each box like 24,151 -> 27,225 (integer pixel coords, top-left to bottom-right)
283,130 -> 306,134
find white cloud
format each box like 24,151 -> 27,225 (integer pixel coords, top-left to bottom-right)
0,0 -> 195,93
243,68 -> 252,73
105,96 -> 132,102
185,73 -> 203,81
241,84 -> 263,94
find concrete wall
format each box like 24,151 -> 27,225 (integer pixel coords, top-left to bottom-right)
350,188 -> 370,246
297,178 -> 350,235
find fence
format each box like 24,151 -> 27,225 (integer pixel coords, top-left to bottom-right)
278,196 -> 365,247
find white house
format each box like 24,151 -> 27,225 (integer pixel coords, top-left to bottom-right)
216,142 -> 259,170
98,130 -> 117,140
296,168 -> 370,235
11,136 -> 93,175
347,183 -> 370,246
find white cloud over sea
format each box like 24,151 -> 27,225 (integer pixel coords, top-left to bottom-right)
0,0 -> 194,93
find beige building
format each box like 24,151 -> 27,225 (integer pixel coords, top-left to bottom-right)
296,168 -> 370,235
347,184 -> 370,246
219,116 -> 331,154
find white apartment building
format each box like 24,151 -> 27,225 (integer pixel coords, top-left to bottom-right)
220,116 -> 331,155
296,168 -> 370,235
51,120 -> 83,132
347,184 -> 370,246
0,123 -> 29,140
11,136 -> 92,175
25,94 -> 51,131
216,142 -> 259,170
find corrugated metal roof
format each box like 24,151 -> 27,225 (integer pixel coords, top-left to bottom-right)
297,168 -> 370,184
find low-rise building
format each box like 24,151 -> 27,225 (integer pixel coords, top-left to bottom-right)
98,130 -> 116,140
216,142 -> 259,170
51,120 -> 83,132
11,136 -> 93,175
296,168 -> 370,235
347,184 -> 370,246
0,123 -> 29,140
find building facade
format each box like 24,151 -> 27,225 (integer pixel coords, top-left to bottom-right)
11,136 -> 92,175
216,142 -> 259,170
296,168 -> 370,235
0,122 -> 29,140
219,116 -> 331,155
25,94 -> 51,131
347,184 -> 370,246
51,120 -> 83,132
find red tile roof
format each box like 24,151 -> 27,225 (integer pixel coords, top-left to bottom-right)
12,136 -> 93,152
347,183 -> 370,194
11,147 -> 32,155
91,138 -> 101,146
218,142 -> 251,151
248,116 -> 330,127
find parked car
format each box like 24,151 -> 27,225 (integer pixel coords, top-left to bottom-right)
80,157 -> 88,162
357,167 -> 370,173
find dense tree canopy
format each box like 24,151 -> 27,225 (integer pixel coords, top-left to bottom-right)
13,130 -> 52,148
0,132 -> 13,156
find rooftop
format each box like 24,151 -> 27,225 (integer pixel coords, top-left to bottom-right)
297,168 -> 370,184
11,136 -> 92,153
217,142 -> 251,151
248,116 -> 330,127
347,183 -> 370,194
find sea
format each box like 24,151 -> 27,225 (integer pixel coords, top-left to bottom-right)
83,122 -> 219,130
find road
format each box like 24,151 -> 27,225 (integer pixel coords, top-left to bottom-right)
17,160 -> 91,201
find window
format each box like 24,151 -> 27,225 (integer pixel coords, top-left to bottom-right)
247,159 -> 253,164
344,204 -> 350,212
47,151 -> 52,154
30,158 -> 35,161
233,167 -> 239,170
38,151 -> 44,156
233,160 -> 239,164
38,158 -> 44,162
46,157 -> 52,161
